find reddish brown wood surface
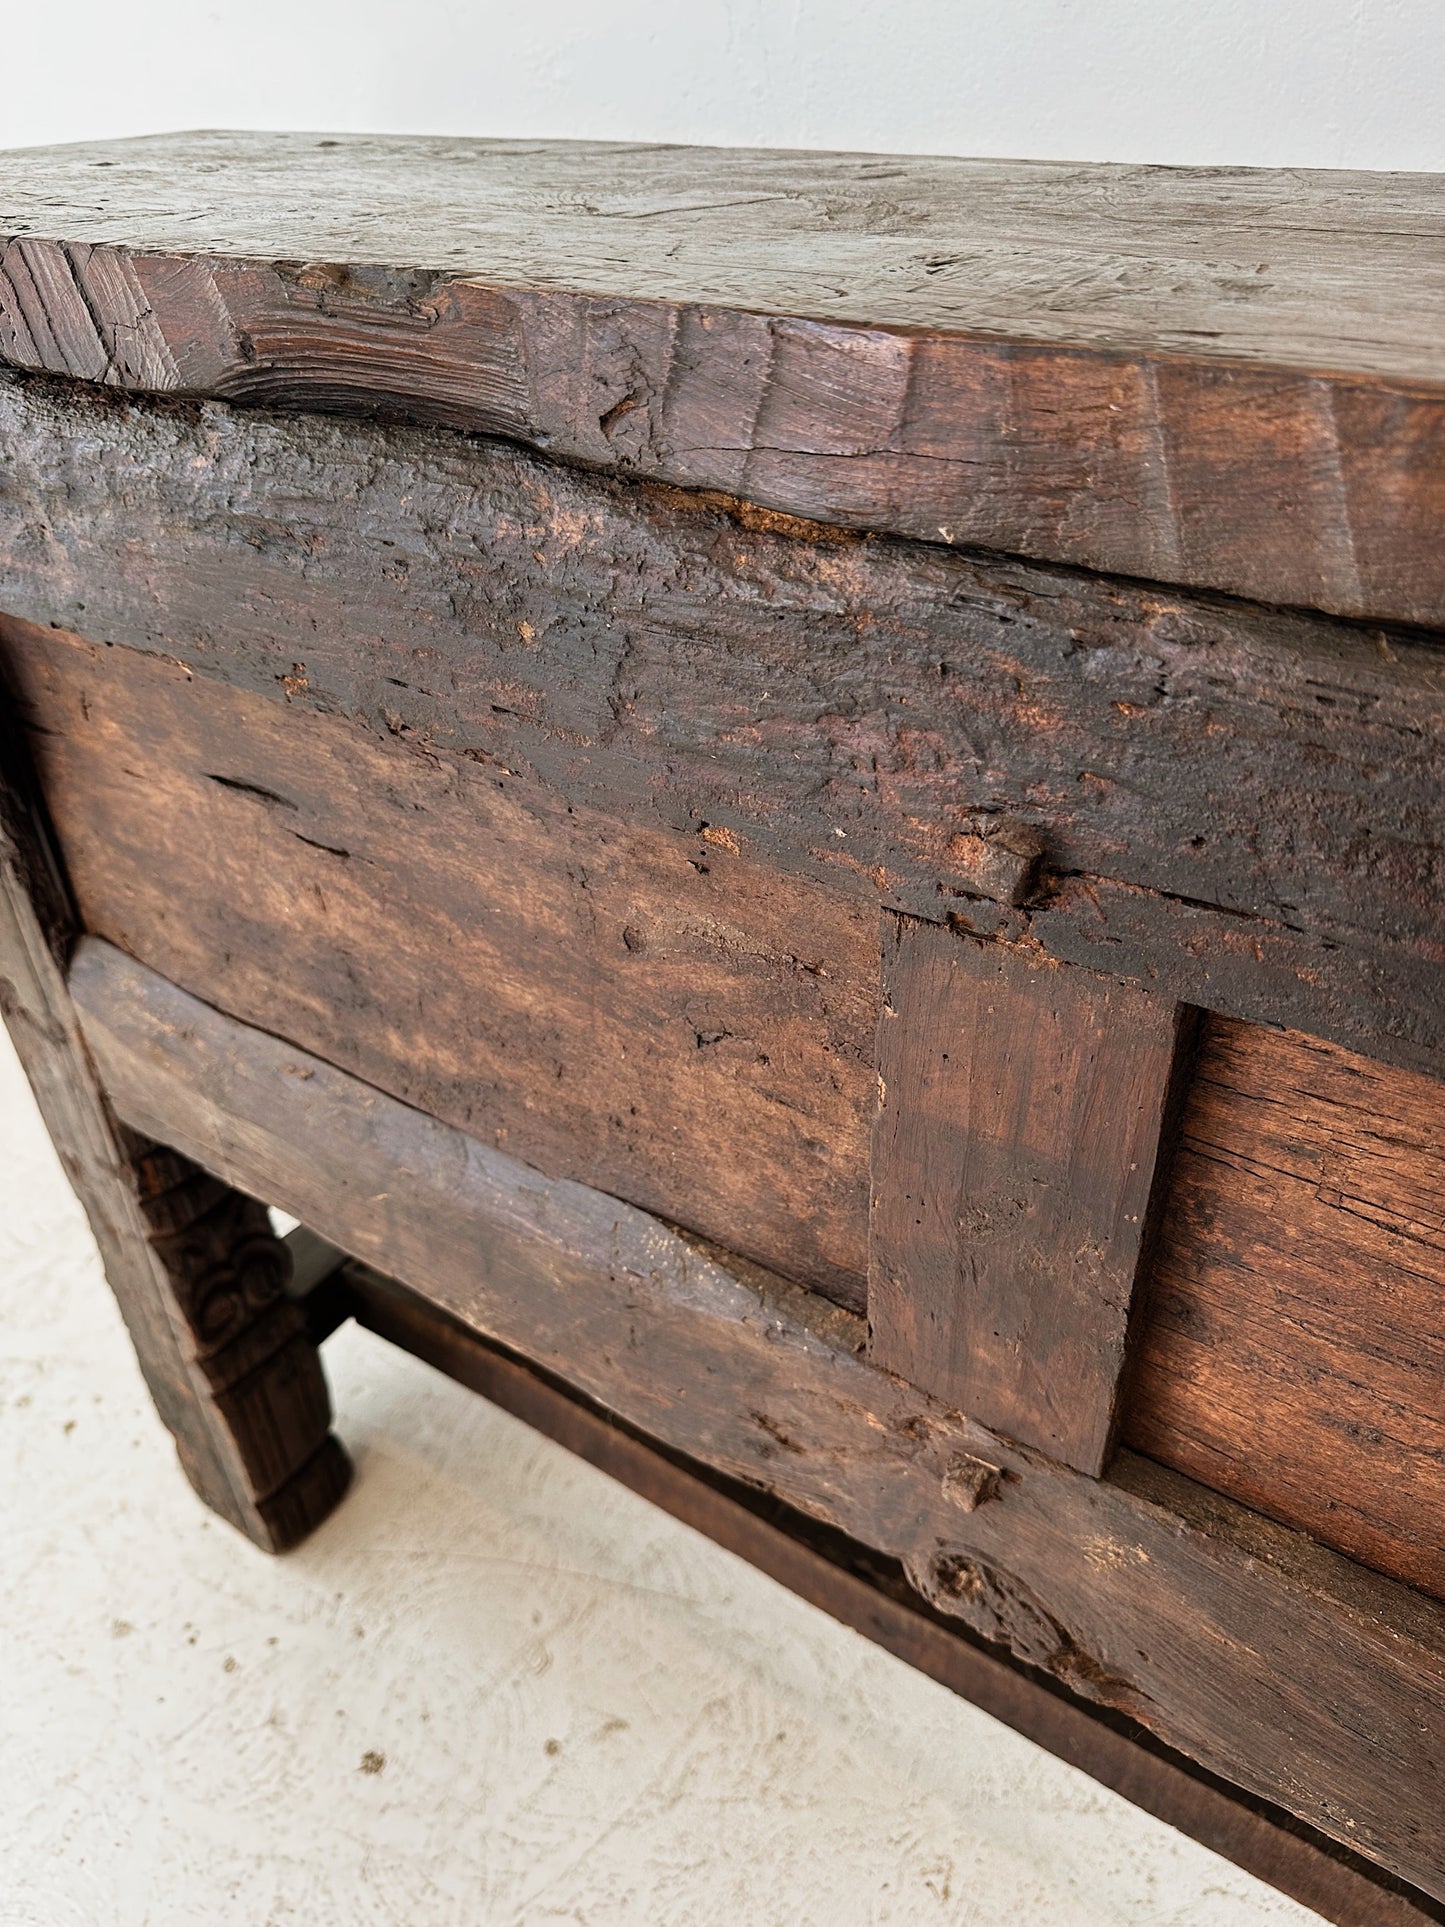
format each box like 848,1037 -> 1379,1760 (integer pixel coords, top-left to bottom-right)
2,133 -> 1444,623
2,378 -> 1444,1083
3,614 -> 875,1305
22,593 -> 1439,1598
1127,1017 -> 1445,1602
870,917 -> 1189,1472
68,934 -> 1445,1901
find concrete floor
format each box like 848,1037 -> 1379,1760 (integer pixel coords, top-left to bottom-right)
0,1022 -> 1323,1927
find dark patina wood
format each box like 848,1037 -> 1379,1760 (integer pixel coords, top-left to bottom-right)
67,936 -> 1445,1904
9,608 -> 1442,1596
2,380 -> 1443,1082
1,611 -> 876,1305
870,917 -> 1191,1473
1,132 -> 1443,624
3,133 -> 1443,1918
0,706 -> 348,1550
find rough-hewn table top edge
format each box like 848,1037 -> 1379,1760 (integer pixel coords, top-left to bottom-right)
3,128 -> 1443,383
4,131 -> 1444,628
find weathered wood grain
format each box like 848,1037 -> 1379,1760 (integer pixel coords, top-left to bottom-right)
1127,1017 -> 1445,1602
70,935 -> 1445,1901
0,700 -> 348,1550
870,918 -> 1189,1473
3,613 -> 874,1304
2,132 -> 1444,622
1,378 -> 1442,1078
32,587 -> 1434,1581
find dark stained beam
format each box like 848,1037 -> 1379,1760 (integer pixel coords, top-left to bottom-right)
2,377 -> 1443,1079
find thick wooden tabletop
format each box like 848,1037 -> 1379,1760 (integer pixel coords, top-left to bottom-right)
1,131 -> 1440,375
2,131 -> 1443,623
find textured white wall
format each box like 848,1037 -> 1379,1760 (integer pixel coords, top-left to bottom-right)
4,0 -> 1443,168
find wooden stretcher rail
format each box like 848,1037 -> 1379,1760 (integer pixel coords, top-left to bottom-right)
68,935 -> 1445,1904
312,1252 -> 1445,1927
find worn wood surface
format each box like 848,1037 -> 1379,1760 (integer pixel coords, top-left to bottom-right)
19,609 -> 1441,1568
2,132 -> 1444,623
70,935 -> 1445,1901
0,705 -> 348,1550
1,379 -> 1442,1080
2,613 -> 875,1304
333,1263 -> 1445,1927
122,1137 -> 346,1523
870,919 -> 1189,1473
1127,1016 -> 1445,1602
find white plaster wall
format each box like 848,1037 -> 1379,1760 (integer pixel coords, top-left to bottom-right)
3,0 -> 1443,169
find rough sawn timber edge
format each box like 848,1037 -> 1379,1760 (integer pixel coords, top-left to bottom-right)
328,1257 -> 1445,1927
70,935 -> 1445,1904
1,131 -> 1444,624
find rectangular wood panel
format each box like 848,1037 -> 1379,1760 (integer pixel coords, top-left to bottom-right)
870,916 -> 1188,1473
0,614 -> 875,1305
1126,1016 -> 1445,1602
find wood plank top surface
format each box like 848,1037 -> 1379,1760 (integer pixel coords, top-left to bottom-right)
2,131 -> 1441,381
2,131 -> 1444,622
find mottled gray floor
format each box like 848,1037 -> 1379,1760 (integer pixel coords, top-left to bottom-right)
0,1023 -> 1322,1927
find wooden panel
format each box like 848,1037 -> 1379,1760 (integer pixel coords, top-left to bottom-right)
1127,1018 -> 1445,1601
870,917 -> 1187,1473
2,381 -> 1444,1083
3,133 -> 1445,622
3,616 -> 874,1304
68,936 -> 1445,1903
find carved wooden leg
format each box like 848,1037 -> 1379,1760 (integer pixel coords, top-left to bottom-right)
0,707 -> 349,1551
122,1132 -> 351,1546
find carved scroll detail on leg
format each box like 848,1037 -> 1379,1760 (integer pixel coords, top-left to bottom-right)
123,1130 -> 352,1542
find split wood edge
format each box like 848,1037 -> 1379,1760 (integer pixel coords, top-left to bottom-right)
2,377 -> 1443,1086
3,223 -> 1445,626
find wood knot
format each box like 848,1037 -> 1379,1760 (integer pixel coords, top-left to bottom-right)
904,1547 -> 1152,1721
940,815 -> 1046,908
942,1453 -> 1004,1512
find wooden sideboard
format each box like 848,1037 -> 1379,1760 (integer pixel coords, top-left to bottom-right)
1,133 -> 1442,1924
